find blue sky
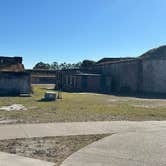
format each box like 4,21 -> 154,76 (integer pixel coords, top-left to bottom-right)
0,0 -> 166,68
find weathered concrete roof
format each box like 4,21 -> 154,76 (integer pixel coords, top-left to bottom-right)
94,45 -> 166,66
139,45 -> 166,60
96,57 -> 135,64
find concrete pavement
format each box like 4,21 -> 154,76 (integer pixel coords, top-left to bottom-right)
0,152 -> 54,166
1,121 -> 166,166
61,122 -> 166,166
1,121 -> 166,140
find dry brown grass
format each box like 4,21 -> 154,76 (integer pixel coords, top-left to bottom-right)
0,134 -> 109,166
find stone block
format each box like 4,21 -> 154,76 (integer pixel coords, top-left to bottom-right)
44,92 -> 56,101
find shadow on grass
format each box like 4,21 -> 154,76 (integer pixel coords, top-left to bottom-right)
0,94 -> 31,98
59,89 -> 166,99
37,98 -> 57,102
111,92 -> 166,99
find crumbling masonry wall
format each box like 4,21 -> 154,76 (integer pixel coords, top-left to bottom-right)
0,57 -> 24,71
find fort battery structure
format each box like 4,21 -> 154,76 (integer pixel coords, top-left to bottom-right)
56,45 -> 166,94
0,57 -> 31,96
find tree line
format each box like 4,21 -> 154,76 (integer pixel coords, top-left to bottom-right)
33,60 -> 96,70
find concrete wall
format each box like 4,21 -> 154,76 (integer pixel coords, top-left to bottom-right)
86,76 -> 101,92
94,60 -> 140,92
142,60 -> 166,93
0,72 -> 31,95
61,74 -> 111,93
92,58 -> 166,94
31,76 -> 56,84
26,69 -> 56,77
26,70 -> 56,84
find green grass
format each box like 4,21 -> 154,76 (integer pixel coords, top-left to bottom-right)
0,85 -> 166,123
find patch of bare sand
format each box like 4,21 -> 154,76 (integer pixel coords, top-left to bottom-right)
0,135 -> 108,166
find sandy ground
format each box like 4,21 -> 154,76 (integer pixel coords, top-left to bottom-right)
0,135 -> 107,166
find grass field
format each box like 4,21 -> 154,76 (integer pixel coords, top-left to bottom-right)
0,85 -> 166,123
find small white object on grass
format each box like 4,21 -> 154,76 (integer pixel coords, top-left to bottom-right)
0,104 -> 27,112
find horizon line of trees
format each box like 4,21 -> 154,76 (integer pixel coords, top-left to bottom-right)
33,60 -> 96,70
33,61 -> 82,70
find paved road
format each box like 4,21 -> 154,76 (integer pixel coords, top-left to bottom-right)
61,122 -> 166,166
0,152 -> 54,166
1,121 -> 166,140
0,121 -> 166,166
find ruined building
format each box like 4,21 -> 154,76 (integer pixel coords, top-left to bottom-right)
57,45 -> 166,94
0,56 -> 24,71
0,57 -> 31,95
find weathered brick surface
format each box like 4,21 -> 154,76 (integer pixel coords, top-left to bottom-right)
0,57 -> 24,71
